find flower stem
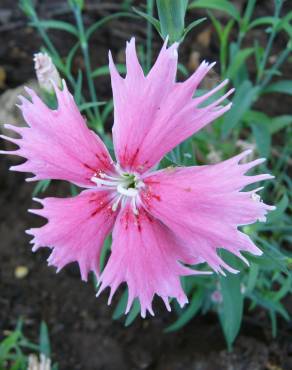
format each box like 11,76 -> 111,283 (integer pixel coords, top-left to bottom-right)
73,6 -> 104,134
256,0 -> 283,84
146,0 -> 154,73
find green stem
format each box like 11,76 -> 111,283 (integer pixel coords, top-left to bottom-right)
73,6 -> 103,134
32,15 -> 60,61
146,0 -> 154,73
257,0 -> 283,83
259,47 -> 290,89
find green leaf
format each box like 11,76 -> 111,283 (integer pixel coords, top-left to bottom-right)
101,100 -> 114,124
39,321 -> 50,357
133,8 -> 161,35
177,63 -> 189,77
68,0 -> 84,10
243,110 -> 292,134
246,263 -> 259,293
65,42 -> 80,75
225,48 -> 254,80
125,299 -> 140,326
91,64 -> 126,78
33,180 -> 51,196
242,0 -> 257,27
269,115 -> 292,134
251,121 -> 271,158
221,80 -> 259,138
165,288 -> 203,332
74,70 -> 83,105
0,331 -> 21,360
30,20 -> 78,36
182,17 -> 207,40
273,274 -> 292,301
70,184 -> 79,196
189,0 -> 240,21
86,12 -> 137,40
249,292 -> 290,321
99,235 -> 112,272
11,357 -> 26,370
263,80 -> 292,95
79,102 -> 106,112
112,290 -> 128,320
269,310 -> 277,338
219,272 -> 243,350
267,194 -> 289,223
157,0 -> 188,42
248,16 -> 278,30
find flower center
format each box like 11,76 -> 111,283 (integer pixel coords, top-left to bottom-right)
91,168 -> 144,214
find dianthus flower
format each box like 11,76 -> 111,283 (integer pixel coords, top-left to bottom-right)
1,39 -> 274,317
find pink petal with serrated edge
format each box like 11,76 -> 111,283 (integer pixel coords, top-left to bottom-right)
1,81 -> 114,186
110,37 -> 233,173
141,151 -> 275,274
26,190 -> 116,281
97,205 -> 205,317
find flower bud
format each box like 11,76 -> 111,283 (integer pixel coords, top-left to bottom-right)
211,290 -> 223,304
33,52 -> 61,94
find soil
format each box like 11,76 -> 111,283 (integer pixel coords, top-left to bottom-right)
0,1 -> 292,370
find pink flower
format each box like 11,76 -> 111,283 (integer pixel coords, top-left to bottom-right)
0,39 -> 275,317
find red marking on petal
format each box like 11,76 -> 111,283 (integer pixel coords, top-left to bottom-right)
88,193 -> 113,218
121,208 -> 130,230
96,153 -> 113,171
129,147 -> 139,167
83,163 -> 97,172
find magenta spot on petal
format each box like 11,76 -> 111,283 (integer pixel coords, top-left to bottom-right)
83,163 -> 96,172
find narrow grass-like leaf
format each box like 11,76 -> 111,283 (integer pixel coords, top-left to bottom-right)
0,331 -> 21,360
39,321 -> 50,357
189,0 -> 240,21
91,64 -> 126,78
165,288 -> 203,332
246,263 -> 259,293
112,290 -> 128,320
267,194 -> 289,223
263,80 -> 292,95
182,17 -> 206,40
221,80 -> 259,138
133,8 -> 161,35
226,48 -> 254,80
32,180 -> 51,196
86,12 -> 137,40
79,102 -> 106,112
125,299 -> 140,327
30,20 -> 78,36
251,121 -> 271,158
219,272 -> 243,350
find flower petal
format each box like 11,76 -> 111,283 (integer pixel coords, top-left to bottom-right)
1,82 -> 114,186
98,205 -> 203,318
141,151 -> 275,274
26,189 -> 116,281
110,38 -> 232,173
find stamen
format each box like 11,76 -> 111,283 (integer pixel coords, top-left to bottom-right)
112,194 -> 123,212
99,173 -> 120,181
117,184 -> 138,197
91,170 -> 144,215
131,197 -> 139,215
91,176 -> 119,187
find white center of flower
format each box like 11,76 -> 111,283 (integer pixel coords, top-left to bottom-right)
91,168 -> 144,214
